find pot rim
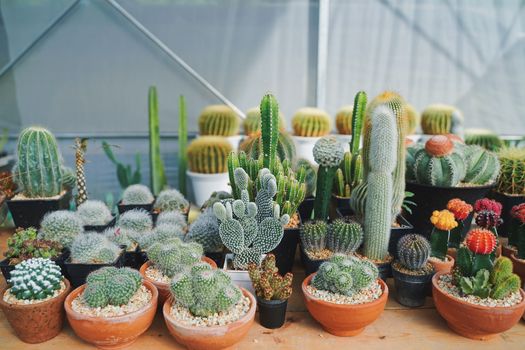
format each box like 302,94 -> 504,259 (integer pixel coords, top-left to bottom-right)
301,273 -> 389,309
64,279 -> 158,321
162,287 -> 256,331
7,189 -> 69,203
0,278 -> 71,309
391,262 -> 434,277
405,181 -> 495,191
186,170 -> 229,178
491,190 -> 525,198
139,257 -> 218,287
510,252 -> 525,263
256,296 -> 289,305
432,270 -> 525,311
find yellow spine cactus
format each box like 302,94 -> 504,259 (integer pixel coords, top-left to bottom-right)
335,105 -> 353,134
405,103 -> 420,135
292,107 -> 331,137
420,104 -> 464,137
187,136 -> 232,174
198,105 -> 240,136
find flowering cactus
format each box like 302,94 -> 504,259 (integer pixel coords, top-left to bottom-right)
446,198 -> 473,248
430,209 -> 458,261
474,198 -> 502,216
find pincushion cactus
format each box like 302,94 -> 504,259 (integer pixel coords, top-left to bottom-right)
397,234 -> 431,270
147,238 -> 202,277
187,136 -> 232,174
77,200 -> 113,226
121,184 -> 154,205
496,147 -> 525,195
248,254 -> 292,300
420,104 -> 464,137
118,208 -> 153,233
70,232 -> 121,264
103,227 -> 134,250
198,105 -> 240,136
186,208 -> 223,253
465,129 -> 503,151
154,188 -> 189,213
292,107 -> 331,137
83,267 -> 142,307
156,210 -> 187,230
8,258 -> 63,300
327,217 -> 363,255
300,220 -> 328,253
463,145 -> 500,185
39,210 -> 84,247
475,210 -> 503,231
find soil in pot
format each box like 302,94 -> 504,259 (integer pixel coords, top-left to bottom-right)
7,190 -> 70,228
271,212 -> 301,274
300,244 -> 330,276
257,297 -> 288,329
392,262 -> 434,307
428,255 -> 454,274
0,278 -> 71,344
64,252 -> 125,288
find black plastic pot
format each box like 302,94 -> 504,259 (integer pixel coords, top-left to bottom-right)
117,200 -> 154,215
489,191 -> 525,237
6,191 -> 71,228
123,248 -> 148,270
388,216 -> 414,258
64,252 -> 124,288
0,249 -> 70,281
299,244 -> 327,276
257,297 -> 288,329
376,259 -> 392,281
271,212 -> 302,274
83,216 -> 117,233
392,266 -> 433,307
405,182 -> 494,238
298,197 -> 314,222
331,194 -> 350,220
205,251 -> 225,268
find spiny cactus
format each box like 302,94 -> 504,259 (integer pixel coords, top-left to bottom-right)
39,210 -> 84,247
313,136 -> 344,220
248,254 -> 293,300
465,129 -> 503,151
335,105 -> 353,135
83,267 -> 142,307
77,200 -> 113,226
13,127 -> 63,198
61,166 -> 77,191
405,103 -> 420,135
430,209 -> 458,260
327,217 -> 363,254
292,107 -> 331,137
475,210 -> 502,231
121,184 -> 154,205
489,257 -> 521,299
296,158 -> 317,197
170,264 -> 241,317
463,145 -> 500,185
420,104 -> 464,137
260,93 -> 280,169
311,255 -> 379,296
497,147 -> 525,195
8,258 -> 63,300
70,232 -> 121,264
186,207 -> 223,253
243,106 -> 286,137
334,151 -> 362,197
157,210 -> 187,229
103,226 -> 134,250
148,86 -> 167,196
239,131 -> 297,164
198,104 -> 240,136
118,208 -> 153,233
187,136 -> 232,174
74,137 -> 88,206
154,188 -> 189,213
147,238 -> 203,277
397,234 -> 431,270
300,220 -> 328,253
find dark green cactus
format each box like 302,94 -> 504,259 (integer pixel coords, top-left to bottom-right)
463,145 -> 500,185
300,220 -> 328,253
260,93 -> 279,169
397,234 -> 431,270
178,95 -> 188,195
327,217 -> 363,254
8,258 -> 63,300
465,129 -> 503,151
148,86 -> 167,196
83,267 -> 142,307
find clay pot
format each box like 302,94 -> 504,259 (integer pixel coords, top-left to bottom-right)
139,257 -> 217,306
509,253 -> 525,285
432,271 -> 525,340
302,273 -> 388,336
502,244 -> 517,258
163,289 -> 256,350
429,255 -> 454,274
0,278 -> 70,344
64,280 -> 158,349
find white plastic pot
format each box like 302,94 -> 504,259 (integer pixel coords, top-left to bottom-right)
223,253 -> 266,295
292,136 -> 321,164
187,171 -> 230,207
226,135 -> 243,151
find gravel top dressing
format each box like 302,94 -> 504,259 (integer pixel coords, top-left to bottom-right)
145,265 -> 171,284
306,281 -> 383,305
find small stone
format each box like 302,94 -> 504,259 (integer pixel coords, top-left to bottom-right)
306,281 -> 383,305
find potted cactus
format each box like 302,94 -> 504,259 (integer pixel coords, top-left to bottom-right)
505,203 -> 525,258
334,105 -> 353,151
302,255 -> 388,336
0,128 -> 13,172
76,199 -> 115,232
0,258 -> 71,343
65,267 -> 157,349
404,103 -> 420,142
508,205 -> 525,283
198,104 -> 241,150
465,128 -> 503,151
186,136 -> 232,206
445,198 -> 473,254
248,254 -> 292,329
117,184 -> 155,214
428,209 -> 457,273
186,207 -> 225,267
420,104 -> 464,140
242,105 -> 286,138
153,188 -> 190,221
433,237 -> 525,340
291,107 -> 331,164
7,127 -> 71,228
163,262 -> 256,350
392,234 -> 434,307
37,210 -> 84,247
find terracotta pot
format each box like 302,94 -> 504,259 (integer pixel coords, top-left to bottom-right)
64,280 -> 158,349
139,257 -> 217,306
432,271 -> 525,340
510,253 -> 525,286
429,255 -> 454,274
0,278 -> 70,344
502,244 -> 517,258
302,273 -> 388,336
163,289 -> 256,350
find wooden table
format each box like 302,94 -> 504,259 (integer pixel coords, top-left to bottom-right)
1,228 -> 524,349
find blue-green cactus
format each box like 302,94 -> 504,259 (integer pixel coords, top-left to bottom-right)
77,200 -> 113,226
38,210 -> 84,247
154,188 -> 189,213
70,232 -> 121,264
463,145 -> 500,185
8,258 -> 63,300
121,184 -> 154,205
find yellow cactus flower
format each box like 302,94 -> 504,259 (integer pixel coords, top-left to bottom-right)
430,209 -> 458,231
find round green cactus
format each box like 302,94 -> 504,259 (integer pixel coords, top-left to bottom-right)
497,147 -> 525,195
463,145 -> 500,185
107,274 -> 137,305
148,239 -> 202,277
154,189 -> 189,213
39,210 -> 84,247
83,282 -> 108,307
421,104 -> 464,136
465,129 -> 503,152
300,220 -> 328,253
83,267 -> 142,308
313,136 -> 345,168
243,106 -> 285,137
327,217 -> 363,254
77,200 -> 113,226
187,136 -> 232,174
8,258 -> 63,300
186,208 -> 223,253
397,234 -> 431,270
70,232 -> 121,264
335,105 -> 353,135
198,104 -> 240,136
405,103 -> 420,135
121,184 -> 154,205
239,131 -> 297,163
157,210 -> 187,229
292,107 -> 331,137
118,208 -> 153,233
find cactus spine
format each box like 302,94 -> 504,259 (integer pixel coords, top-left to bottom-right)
178,95 -> 188,195
292,107 -> 331,137
148,86 -> 167,196
260,93 -> 279,169
187,136 -> 232,174
248,254 -> 292,300
239,131 -> 296,163
465,129 -> 503,151
397,234 -> 431,270
8,258 -> 63,300
497,147 -> 525,195
421,104 -> 464,137
74,137 -> 88,206
198,105 -> 240,136
335,105 -> 353,134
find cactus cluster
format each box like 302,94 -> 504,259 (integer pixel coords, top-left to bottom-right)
420,104 -> 464,137
118,208 -> 153,234
301,218 -> 363,257
154,188 -> 189,213
121,184 -> 154,205
248,254 -> 292,300
186,208 -> 223,253
187,136 -> 232,174
311,255 -> 379,296
103,226 -> 135,250
83,267 -> 142,307
198,105 -> 240,137
38,210 -> 84,247
76,200 -> 113,226
292,107 -> 331,137
397,234 -> 431,270
70,233 -> 121,264
243,106 -> 285,137
8,258 -> 63,300
147,238 -> 203,277
496,147 -> 525,195
465,129 -> 503,151
170,263 -> 241,317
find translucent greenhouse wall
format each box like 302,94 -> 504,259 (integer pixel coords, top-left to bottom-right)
1,0 -> 524,200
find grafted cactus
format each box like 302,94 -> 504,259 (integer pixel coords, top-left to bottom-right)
248,254 -> 293,300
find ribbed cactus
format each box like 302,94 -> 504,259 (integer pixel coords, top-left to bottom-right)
248,254 -> 293,300
170,263 -> 241,317
198,104 -> 240,136
61,166 -> 77,191
8,258 -> 63,300
239,131 -> 297,163
118,208 -> 153,233
70,232 -> 121,264
497,147 -> 525,195
465,129 -> 503,151
296,158 -> 317,197
121,184 -> 154,205
187,136 -> 232,174
463,145 -> 500,185
292,107 -> 331,137
83,267 -> 142,307
77,200 -> 113,226
327,217 -> 363,254
14,127 -> 63,198
311,255 -> 379,295
178,95 -> 188,195
260,93 -> 280,169
405,103 -> 420,135
38,210 -> 84,247
243,106 -> 285,137
147,238 -> 202,277
148,86 -> 167,196
397,234 -> 431,270
421,104 -> 464,137
186,208 -> 223,253
154,188 -> 189,213
300,220 -> 328,253
313,136 -> 344,220
335,105 -> 353,135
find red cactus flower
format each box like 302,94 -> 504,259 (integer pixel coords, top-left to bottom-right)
465,228 -> 497,254
474,198 -> 502,216
511,203 -> 525,224
475,210 -> 503,229
446,198 -> 473,221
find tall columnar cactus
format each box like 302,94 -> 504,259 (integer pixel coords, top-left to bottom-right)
312,136 -> 344,220
327,217 -> 363,255
148,86 -> 167,196
147,238 -> 202,277
70,232 -> 121,264
39,210 -> 84,247
74,137 -> 88,206
239,130 -> 296,164
101,141 -> 142,189
121,184 -> 154,205
397,234 -> 431,270
335,105 -> 353,135
497,147 -> 525,195
291,107 -> 331,137
77,200 -> 113,226
8,258 -> 63,300
420,104 -> 464,137
465,129 -> 503,151
248,254 -> 293,300
83,267 -> 142,307
405,103 -> 420,135
186,208 -> 223,253
154,188 -> 189,213
260,93 -> 280,169
463,145 -> 500,185
300,220 -> 328,253
243,106 -> 285,137
14,127 -> 63,198
198,105 -> 240,136
187,136 -> 232,174
178,95 -> 188,195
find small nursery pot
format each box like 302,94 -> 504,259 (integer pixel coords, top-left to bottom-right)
65,280 -> 158,349
376,259 -> 393,281
163,288 -> 256,350
6,191 -> 70,228
83,216 -> 117,233
117,200 -> 154,215
299,244 -> 327,276
292,135 -> 321,165
271,212 -> 301,274
256,297 -> 288,329
428,255 -> 454,274
502,244 -> 517,258
64,252 -> 125,288
0,278 -> 71,344
432,271 -> 525,340
392,266 -> 433,308
186,170 -> 230,207
509,253 -> 525,285
489,191 -> 524,237
302,273 -> 388,336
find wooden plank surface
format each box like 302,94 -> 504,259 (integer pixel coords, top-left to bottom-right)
1,228 -> 524,349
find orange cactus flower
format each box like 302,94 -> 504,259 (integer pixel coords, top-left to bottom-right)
446,198 -> 473,221
465,228 -> 497,255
